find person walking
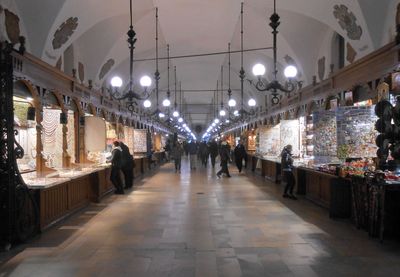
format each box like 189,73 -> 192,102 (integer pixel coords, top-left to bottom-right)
164,139 -> 171,162
199,141 -> 209,167
120,141 -> 134,189
107,141 -> 124,194
208,140 -> 219,168
188,141 -> 198,170
171,141 -> 184,173
281,145 -> 297,200
234,140 -> 247,173
217,141 -> 231,178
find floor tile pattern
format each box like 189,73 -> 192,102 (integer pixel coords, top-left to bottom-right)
1,158 -> 400,276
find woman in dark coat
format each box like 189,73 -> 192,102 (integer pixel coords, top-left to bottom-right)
234,140 -> 247,173
120,142 -> 134,189
217,142 -> 231,178
208,141 -> 219,168
108,141 -> 124,194
281,145 -> 297,200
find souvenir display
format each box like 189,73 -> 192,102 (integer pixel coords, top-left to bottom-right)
66,110 -> 75,162
134,129 -> 147,153
123,126 -> 134,152
280,120 -> 300,156
312,111 -> 337,161
42,108 -> 63,168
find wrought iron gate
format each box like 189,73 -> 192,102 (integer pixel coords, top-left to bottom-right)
0,39 -> 38,249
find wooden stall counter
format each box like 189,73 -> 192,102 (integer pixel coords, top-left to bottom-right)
296,167 -> 351,218
23,165 -> 114,231
260,157 -> 281,183
253,159 -> 351,218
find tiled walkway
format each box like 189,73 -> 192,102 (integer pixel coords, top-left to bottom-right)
2,158 -> 400,276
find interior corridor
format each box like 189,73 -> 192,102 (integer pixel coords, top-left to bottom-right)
1,158 -> 400,277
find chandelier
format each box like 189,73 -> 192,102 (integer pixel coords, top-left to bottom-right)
249,0 -> 302,105
108,0 -> 153,113
237,3 -> 256,119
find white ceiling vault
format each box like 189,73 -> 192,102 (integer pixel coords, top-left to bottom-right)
1,0 -> 398,129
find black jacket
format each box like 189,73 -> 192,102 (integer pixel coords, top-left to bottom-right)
188,142 -> 198,155
110,147 -> 123,168
208,141 -> 219,156
120,142 -> 134,168
281,148 -> 293,172
234,144 -> 247,160
219,145 -> 230,162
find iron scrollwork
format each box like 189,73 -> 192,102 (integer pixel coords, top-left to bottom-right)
0,38 -> 38,249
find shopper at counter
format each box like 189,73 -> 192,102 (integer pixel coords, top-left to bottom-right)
108,141 -> 124,194
234,140 -> 247,173
281,145 -> 297,200
120,142 -> 134,189
217,141 -> 231,178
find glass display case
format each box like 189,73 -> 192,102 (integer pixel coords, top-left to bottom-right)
134,129 -> 148,153
42,107 -> 64,169
14,96 -> 37,173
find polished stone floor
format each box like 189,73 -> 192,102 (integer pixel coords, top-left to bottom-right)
2,158 -> 400,277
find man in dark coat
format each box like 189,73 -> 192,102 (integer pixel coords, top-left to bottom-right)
188,141 -> 198,170
120,141 -> 134,189
208,140 -> 219,168
108,141 -> 124,194
217,141 -> 231,178
234,140 -> 247,173
199,141 -> 209,167
281,145 -> 297,200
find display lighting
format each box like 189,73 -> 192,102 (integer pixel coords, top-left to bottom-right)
178,117 -> 183,123
111,76 -> 123,88
182,123 -> 187,128
158,112 -> 165,118
214,118 -> 220,124
140,75 -> 152,87
252,63 -> 266,76
248,98 -> 256,107
225,119 -> 230,123
173,111 -> 179,117
162,98 -> 171,107
284,65 -> 298,78
219,110 -> 226,117
228,99 -> 236,107
143,100 -> 152,108
234,110 -> 239,116
212,123 -> 216,127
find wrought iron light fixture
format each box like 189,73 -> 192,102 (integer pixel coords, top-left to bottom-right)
108,0 -> 153,112
236,3 -> 256,120
249,0 -> 302,105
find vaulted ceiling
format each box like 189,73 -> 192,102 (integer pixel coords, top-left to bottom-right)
2,0 -> 398,131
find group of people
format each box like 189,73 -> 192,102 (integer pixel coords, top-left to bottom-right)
139,138 -> 297,200
108,141 -> 135,194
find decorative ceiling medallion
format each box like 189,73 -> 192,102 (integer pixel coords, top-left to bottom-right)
333,5 -> 362,40
346,42 -> 357,63
98,59 -> 115,80
52,17 -> 78,50
4,8 -> 20,44
318,57 -> 326,81
78,62 -> 84,83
